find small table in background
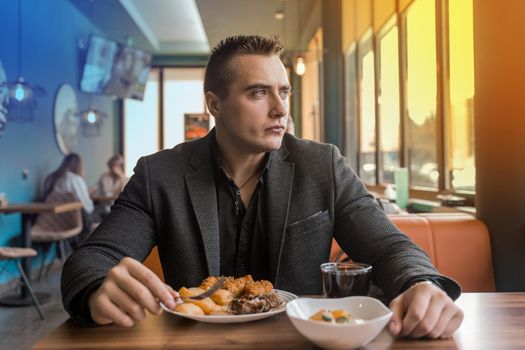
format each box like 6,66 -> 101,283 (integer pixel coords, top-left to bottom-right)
0,201 -> 83,306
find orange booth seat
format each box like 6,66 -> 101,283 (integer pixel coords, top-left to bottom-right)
330,213 -> 496,292
146,213 -> 495,293
144,246 -> 164,281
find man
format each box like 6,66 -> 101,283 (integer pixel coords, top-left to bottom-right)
62,35 -> 463,338
286,115 -> 295,135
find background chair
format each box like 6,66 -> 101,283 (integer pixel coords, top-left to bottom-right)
31,191 -> 83,278
0,247 -> 45,319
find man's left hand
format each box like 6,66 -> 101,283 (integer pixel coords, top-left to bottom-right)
388,281 -> 464,339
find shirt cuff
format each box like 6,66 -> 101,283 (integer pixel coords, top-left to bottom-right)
401,275 -> 461,301
68,279 -> 105,327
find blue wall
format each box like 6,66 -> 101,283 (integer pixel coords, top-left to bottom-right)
0,1 -> 121,283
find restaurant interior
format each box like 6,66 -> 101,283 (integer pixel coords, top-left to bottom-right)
0,0 -> 524,349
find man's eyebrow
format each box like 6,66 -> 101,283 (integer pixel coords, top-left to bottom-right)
244,83 -> 292,91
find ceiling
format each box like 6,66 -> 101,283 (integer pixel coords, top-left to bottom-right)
80,0 -> 319,55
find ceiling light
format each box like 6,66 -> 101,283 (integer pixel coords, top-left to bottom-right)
274,10 -> 285,20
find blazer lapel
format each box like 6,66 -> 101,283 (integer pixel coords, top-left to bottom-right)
266,143 -> 294,286
185,132 -> 220,276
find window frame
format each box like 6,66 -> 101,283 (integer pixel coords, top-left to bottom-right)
348,0 -> 475,206
375,15 -> 402,186
357,28 -> 377,185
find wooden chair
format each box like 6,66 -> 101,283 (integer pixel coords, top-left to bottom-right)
0,247 -> 45,319
31,191 -> 83,277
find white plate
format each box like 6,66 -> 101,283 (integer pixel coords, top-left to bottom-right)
161,289 -> 298,324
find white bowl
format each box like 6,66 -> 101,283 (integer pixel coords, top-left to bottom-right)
286,296 -> 393,349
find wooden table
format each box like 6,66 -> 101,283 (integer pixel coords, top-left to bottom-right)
0,201 -> 83,306
33,293 -> 525,349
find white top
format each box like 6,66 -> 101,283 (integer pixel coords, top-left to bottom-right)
96,172 -> 127,197
53,171 -> 94,214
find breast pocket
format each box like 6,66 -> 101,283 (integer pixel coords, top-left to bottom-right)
287,210 -> 331,235
277,210 -> 333,294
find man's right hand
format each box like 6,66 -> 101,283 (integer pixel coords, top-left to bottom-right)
88,257 -> 180,327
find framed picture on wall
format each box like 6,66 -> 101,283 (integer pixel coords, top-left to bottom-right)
184,113 -> 209,141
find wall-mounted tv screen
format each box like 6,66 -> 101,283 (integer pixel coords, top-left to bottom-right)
80,36 -> 152,101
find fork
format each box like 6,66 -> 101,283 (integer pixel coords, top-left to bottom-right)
188,276 -> 226,300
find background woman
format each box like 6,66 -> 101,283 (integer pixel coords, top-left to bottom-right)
43,153 -> 93,248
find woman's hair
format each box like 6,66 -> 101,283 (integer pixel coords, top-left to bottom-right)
43,153 -> 83,198
107,154 -> 124,170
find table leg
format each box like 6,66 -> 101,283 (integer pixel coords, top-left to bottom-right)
21,213 -> 31,299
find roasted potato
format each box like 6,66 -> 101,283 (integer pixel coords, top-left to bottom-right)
178,287 -> 206,298
183,297 -> 220,315
210,289 -> 233,306
175,303 -> 205,316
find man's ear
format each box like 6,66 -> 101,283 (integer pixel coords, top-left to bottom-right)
205,91 -> 221,119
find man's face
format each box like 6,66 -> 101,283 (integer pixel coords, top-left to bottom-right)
211,54 -> 291,154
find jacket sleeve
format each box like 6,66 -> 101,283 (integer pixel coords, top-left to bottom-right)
61,156 -> 157,326
330,146 -> 461,301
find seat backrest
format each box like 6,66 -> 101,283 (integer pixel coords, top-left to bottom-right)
144,246 -> 164,281
329,213 -> 495,292
420,213 -> 496,292
32,191 -> 82,241
389,214 -> 436,264
330,214 -> 436,264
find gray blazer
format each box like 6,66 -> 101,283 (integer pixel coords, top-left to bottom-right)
62,130 -> 459,323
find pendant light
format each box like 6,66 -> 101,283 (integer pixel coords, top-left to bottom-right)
77,0 -> 106,137
1,0 -> 46,122
293,0 -> 306,76
77,105 -> 107,137
294,56 -> 306,76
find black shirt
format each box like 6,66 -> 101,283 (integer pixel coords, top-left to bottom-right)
211,138 -> 271,280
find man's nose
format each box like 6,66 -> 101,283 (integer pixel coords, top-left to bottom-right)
270,92 -> 288,119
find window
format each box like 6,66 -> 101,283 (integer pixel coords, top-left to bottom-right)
344,0 -> 476,200
447,0 -> 475,192
301,29 -> 323,142
123,67 -> 209,176
358,30 -> 376,185
377,19 -> 401,184
404,0 -> 438,189
343,45 -> 358,169
163,68 -> 207,149
123,69 -> 160,177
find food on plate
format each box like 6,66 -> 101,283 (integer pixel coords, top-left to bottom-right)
178,287 -> 206,298
174,275 -> 283,316
229,280 -> 281,314
175,302 -> 205,316
209,288 -> 233,306
310,308 -> 365,324
183,296 -> 222,315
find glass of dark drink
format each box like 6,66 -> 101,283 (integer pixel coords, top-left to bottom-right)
320,262 -> 372,298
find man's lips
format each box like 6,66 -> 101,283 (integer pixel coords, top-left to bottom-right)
266,125 -> 285,132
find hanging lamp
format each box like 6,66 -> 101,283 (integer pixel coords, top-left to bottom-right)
1,0 -> 46,122
293,0 -> 306,76
77,105 -> 107,136
78,0 -> 107,137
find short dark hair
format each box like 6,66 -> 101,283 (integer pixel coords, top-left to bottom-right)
204,35 -> 285,98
